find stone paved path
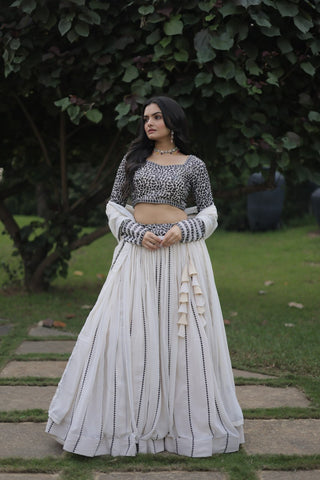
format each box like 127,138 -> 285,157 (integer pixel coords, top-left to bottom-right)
0,325 -> 319,480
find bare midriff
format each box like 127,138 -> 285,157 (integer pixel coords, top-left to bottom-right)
134,203 -> 187,224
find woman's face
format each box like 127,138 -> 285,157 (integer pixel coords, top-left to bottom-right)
143,103 -> 170,142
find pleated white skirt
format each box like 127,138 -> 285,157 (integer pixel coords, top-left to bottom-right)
46,236 -> 244,457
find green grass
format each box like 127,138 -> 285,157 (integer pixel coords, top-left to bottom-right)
0,215 -> 320,479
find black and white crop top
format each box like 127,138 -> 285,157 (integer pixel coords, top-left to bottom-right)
109,154 -> 214,245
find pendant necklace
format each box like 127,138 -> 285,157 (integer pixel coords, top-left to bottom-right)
154,146 -> 179,155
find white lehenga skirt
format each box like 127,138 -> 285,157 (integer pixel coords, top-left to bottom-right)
46,231 -> 244,457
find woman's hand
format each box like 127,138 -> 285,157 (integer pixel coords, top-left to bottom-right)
142,231 -> 162,250
161,225 -> 182,247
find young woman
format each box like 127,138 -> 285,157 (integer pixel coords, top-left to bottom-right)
46,96 -> 244,457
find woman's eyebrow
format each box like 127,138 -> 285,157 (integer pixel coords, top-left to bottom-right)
143,111 -> 162,119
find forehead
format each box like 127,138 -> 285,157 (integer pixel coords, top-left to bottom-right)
143,103 -> 161,117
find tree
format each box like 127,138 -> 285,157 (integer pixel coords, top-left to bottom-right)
1,0 -> 319,290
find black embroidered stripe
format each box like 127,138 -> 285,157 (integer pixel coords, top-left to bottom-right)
72,408 -> 88,453
47,419 -> 54,433
191,301 -> 214,437
110,368 -> 117,455
136,299 -> 147,427
110,241 -> 125,270
184,327 -> 195,457
215,398 -> 229,453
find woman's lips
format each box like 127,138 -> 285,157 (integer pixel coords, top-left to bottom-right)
148,129 -> 156,133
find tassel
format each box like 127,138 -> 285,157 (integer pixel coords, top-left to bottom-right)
178,325 -> 185,338
193,285 -> 202,295
188,260 -> 197,276
178,313 -> 188,326
197,306 -> 205,314
179,292 -> 188,303
178,303 -> 188,313
181,265 -> 189,282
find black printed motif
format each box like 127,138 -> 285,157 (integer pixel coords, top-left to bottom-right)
109,155 -> 214,245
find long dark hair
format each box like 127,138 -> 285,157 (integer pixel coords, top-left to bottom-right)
123,96 -> 190,194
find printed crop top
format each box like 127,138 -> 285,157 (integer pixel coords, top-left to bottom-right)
109,154 -> 213,212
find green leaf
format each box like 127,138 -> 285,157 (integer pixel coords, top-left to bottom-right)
245,151 -> 260,168
54,97 -> 71,111
86,109 -> 103,123
282,131 -> 301,150
213,60 -> 235,79
276,0 -> 299,16
310,39 -> 320,55
277,38 -> 292,54
250,11 -> 272,28
260,25 -> 280,37
278,151 -> 290,168
214,80 -> 238,97
115,102 -> 130,119
19,0 -> 36,14
294,15 -> 313,33
194,29 -> 216,63
123,65 -> 139,82
308,111 -> 320,122
261,133 -> 277,148
58,17 -> 72,36
210,31 -> 234,50
219,2 -> 241,17
10,38 -> 21,50
146,29 -> 161,45
67,29 -> 78,43
148,69 -> 166,88
67,105 -> 81,122
245,59 -> 262,75
300,62 -> 316,76
195,71 -> 213,87
138,5 -> 154,15
174,50 -> 189,62
74,21 -> 90,37
164,16 -> 183,36
266,72 -> 279,86
69,0 -> 85,5
198,1 -> 215,12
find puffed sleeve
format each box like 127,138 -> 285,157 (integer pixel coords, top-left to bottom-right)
177,157 -> 216,243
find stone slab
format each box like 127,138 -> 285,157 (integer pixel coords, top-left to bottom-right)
29,326 -> 76,338
233,369 -> 275,379
258,472 -> 320,480
0,475 -> 60,480
0,386 -> 56,411
0,324 -> 13,336
95,473 -> 227,480
244,419 -> 320,455
0,361 -> 67,378
15,340 -> 76,354
0,423 -> 63,458
236,385 -> 310,409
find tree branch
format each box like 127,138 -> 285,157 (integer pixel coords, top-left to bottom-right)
60,112 -> 69,210
13,94 -> 52,167
29,225 -> 110,291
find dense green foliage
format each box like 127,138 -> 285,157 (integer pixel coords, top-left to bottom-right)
1,0 -> 320,289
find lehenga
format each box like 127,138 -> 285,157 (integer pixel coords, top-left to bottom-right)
46,155 -> 244,457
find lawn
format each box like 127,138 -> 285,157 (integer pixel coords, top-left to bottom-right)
0,216 -> 319,479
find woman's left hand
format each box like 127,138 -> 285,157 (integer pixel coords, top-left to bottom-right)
161,225 -> 182,247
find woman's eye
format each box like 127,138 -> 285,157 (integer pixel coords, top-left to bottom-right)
155,115 -> 161,120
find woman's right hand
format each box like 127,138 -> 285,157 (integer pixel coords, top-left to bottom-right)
142,231 -> 162,250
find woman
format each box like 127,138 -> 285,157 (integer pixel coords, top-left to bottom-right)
46,96 -> 244,457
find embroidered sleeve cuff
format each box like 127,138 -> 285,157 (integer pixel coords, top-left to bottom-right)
177,218 -> 206,243
120,219 -> 148,246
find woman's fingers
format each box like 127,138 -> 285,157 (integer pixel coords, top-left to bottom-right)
142,231 -> 162,250
161,225 -> 182,247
